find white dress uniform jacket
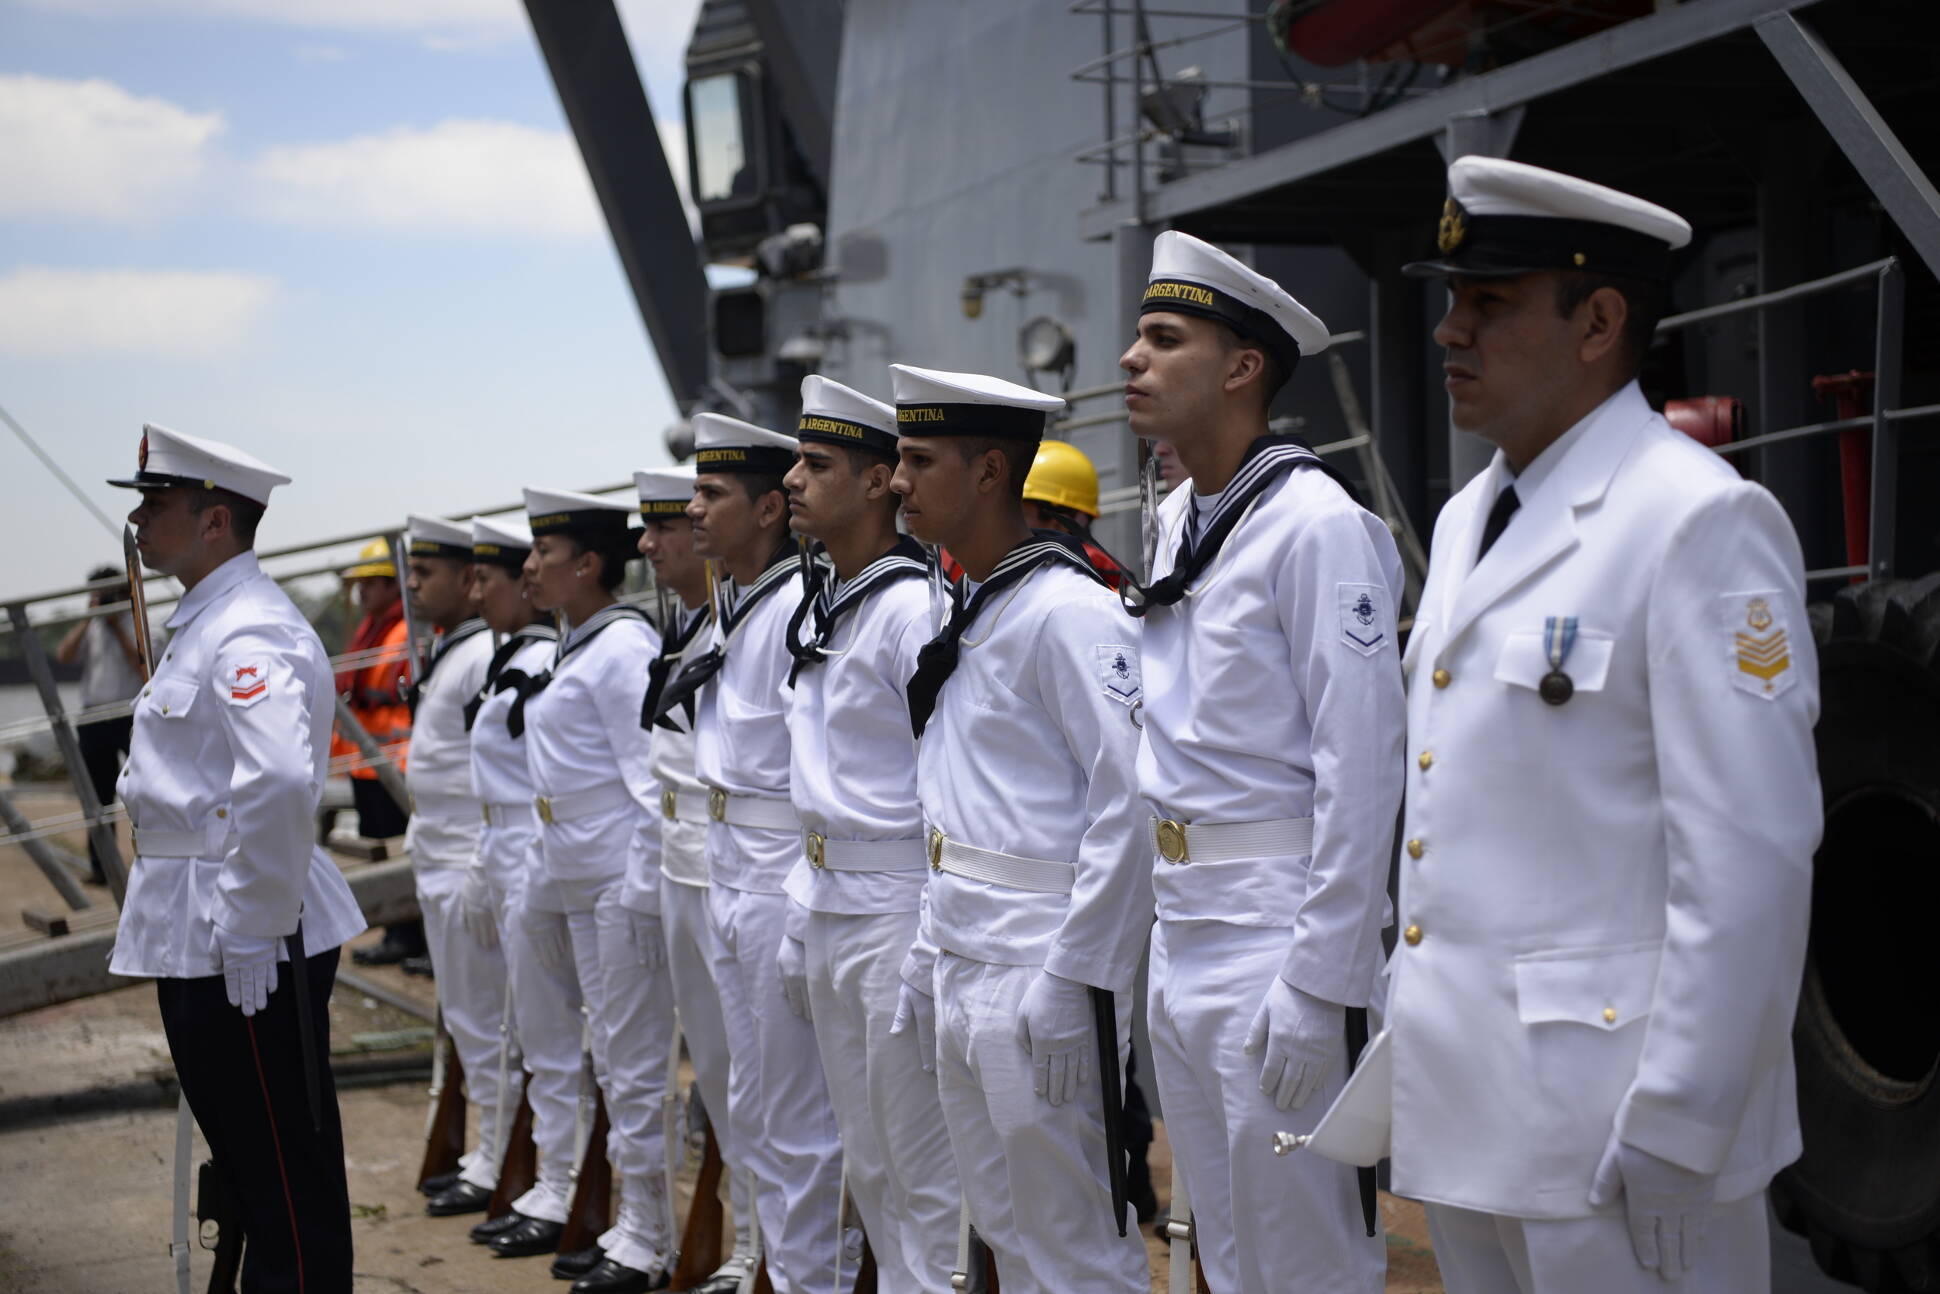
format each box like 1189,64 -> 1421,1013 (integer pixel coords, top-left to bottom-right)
404,622 -> 492,867
1388,381 -> 1820,1218
112,551 -> 366,977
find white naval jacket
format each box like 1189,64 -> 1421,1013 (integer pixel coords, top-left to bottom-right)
469,628 -> 558,906
1136,462 -> 1405,1009
694,569 -> 805,895
649,607 -> 712,890
1386,381 -> 1820,1219
403,621 -> 493,868
782,574 -> 931,916
915,563 -> 1153,994
523,610 -> 661,904
110,551 -> 366,978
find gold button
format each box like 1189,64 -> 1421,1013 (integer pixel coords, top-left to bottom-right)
1602,1007 -> 1618,1024
1417,750 -> 1434,772
1403,923 -> 1422,946
1432,668 -> 1451,689
161,704 -> 170,714
216,808 -> 227,819
1406,838 -> 1424,860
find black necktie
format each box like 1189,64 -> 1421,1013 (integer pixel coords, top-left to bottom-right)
1477,484 -> 1521,561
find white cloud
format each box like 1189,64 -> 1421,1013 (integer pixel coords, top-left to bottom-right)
254,118 -> 601,238
0,74 -> 223,221
0,267 -> 276,357
19,0 -> 519,34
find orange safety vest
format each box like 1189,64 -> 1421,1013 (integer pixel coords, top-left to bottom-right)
331,609 -> 413,779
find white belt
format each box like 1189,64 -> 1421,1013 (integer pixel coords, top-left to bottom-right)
929,829 -> 1075,895
481,800 -> 536,828
1151,815 -> 1314,866
659,786 -> 712,825
133,820 -> 235,859
534,781 -> 634,825
704,788 -> 798,831
804,832 -> 927,874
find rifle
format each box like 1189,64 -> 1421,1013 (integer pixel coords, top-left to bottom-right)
558,1093 -> 615,1255
484,1076 -> 538,1222
417,1027 -> 468,1189
197,1157 -> 244,1293
670,1115 -> 725,1289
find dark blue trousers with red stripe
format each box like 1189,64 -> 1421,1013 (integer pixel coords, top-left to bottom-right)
157,948 -> 353,1294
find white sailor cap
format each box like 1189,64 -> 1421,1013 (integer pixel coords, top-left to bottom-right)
692,413 -> 798,476
1142,231 -> 1329,368
798,375 -> 898,458
522,487 -> 634,541
471,515 -> 533,569
889,364 -> 1065,441
634,464 -> 697,518
106,423 -> 291,506
1405,155 -> 1692,281
406,514 -> 473,562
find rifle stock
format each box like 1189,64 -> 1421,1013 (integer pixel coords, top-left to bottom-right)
416,1034 -> 467,1189
484,1076 -> 537,1221
670,1119 -> 724,1289
557,1093 -> 614,1255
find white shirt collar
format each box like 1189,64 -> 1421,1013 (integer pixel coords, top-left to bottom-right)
1500,379 -> 1637,505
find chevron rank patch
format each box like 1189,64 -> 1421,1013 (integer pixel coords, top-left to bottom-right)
1338,583 -> 1388,656
1725,592 -> 1795,700
1096,644 -> 1142,707
224,657 -> 271,707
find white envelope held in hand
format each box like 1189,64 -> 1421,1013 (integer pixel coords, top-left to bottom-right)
1272,1028 -> 1392,1167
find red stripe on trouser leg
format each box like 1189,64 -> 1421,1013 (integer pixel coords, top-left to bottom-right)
245,1014 -> 308,1294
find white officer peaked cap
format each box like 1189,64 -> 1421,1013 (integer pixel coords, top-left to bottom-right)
406,513 -> 472,560
107,422 -> 291,506
799,374 -> 899,457
634,464 -> 697,517
890,364 -> 1065,440
1144,231 -> 1330,364
522,487 -> 634,540
691,412 -> 798,475
1451,156 -> 1691,246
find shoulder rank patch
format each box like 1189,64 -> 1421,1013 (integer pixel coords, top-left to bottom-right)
1724,592 -> 1795,700
1338,582 -> 1388,657
1096,644 -> 1142,707
225,658 -> 270,707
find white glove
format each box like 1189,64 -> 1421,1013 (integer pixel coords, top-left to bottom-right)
777,932 -> 811,1020
459,869 -> 499,950
627,909 -> 666,973
1014,970 -> 1093,1107
213,927 -> 281,1016
889,979 -> 937,1074
1243,976 -> 1342,1111
1589,1134 -> 1717,1280
520,901 -> 570,971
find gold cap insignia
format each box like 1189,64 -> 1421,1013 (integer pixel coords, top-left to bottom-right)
1747,597 -> 1773,632
1437,198 -> 1467,255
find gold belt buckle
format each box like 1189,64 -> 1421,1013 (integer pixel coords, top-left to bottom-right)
661,788 -> 677,820
708,788 -> 727,822
928,828 -> 945,871
806,832 -> 826,869
535,795 -> 555,825
481,802 -> 493,825
1155,818 -> 1190,864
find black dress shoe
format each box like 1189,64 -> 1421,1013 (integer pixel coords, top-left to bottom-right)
551,1245 -> 602,1280
690,1261 -> 751,1294
420,1169 -> 461,1197
470,1211 -> 523,1243
401,954 -> 435,977
426,1180 -> 492,1216
571,1257 -> 669,1293
490,1214 -> 566,1258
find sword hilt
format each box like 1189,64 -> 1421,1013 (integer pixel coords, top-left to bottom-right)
1272,1131 -> 1309,1156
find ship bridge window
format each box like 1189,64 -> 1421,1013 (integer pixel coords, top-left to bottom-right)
688,69 -> 758,207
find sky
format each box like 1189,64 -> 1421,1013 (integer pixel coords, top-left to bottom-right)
0,0 -> 705,600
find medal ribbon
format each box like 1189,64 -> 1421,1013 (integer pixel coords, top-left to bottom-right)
1543,615 -> 1578,675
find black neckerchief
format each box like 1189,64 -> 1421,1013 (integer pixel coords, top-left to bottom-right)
650,542 -> 797,731
785,536 -> 927,686
503,603 -> 651,738
464,623 -> 557,732
638,604 -> 712,732
905,531 -> 1104,739
1120,434 -> 1361,619
407,618 -> 488,715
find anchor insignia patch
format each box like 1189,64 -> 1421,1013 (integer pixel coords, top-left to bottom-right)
1096,644 -> 1141,707
1726,593 -> 1795,700
1338,583 -> 1387,656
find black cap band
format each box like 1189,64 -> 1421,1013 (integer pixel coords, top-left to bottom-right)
1404,203 -> 1674,281
528,508 -> 634,541
1141,278 -> 1301,374
798,414 -> 898,458
409,538 -> 472,561
695,445 -> 796,476
472,542 -> 530,570
638,498 -> 689,518
895,402 -> 1047,441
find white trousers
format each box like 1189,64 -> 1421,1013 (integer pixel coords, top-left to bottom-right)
417,865 -> 520,1191
933,953 -> 1150,1294
709,883 -> 848,1294
661,876 -> 758,1262
806,908 -> 961,1291
593,887 -> 679,1270
1425,1195 -> 1771,1294
504,882 -> 586,1223
1147,920 -> 1384,1294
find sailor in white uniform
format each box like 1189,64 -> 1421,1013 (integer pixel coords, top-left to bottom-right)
463,516 -> 585,1253
778,375 -> 962,1289
511,488 -> 669,1287
636,466 -> 765,1293
890,365 -> 1154,1294
109,424 -> 367,1293
400,514 -> 514,1218
651,415 -> 844,1294
1120,231 -> 1403,1293
1381,157 -> 1820,1292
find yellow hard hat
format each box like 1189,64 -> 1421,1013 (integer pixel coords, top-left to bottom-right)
343,537 -> 397,579
1023,440 -> 1100,518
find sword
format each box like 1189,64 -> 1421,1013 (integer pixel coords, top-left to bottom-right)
1345,1005 -> 1376,1236
285,922 -> 323,1133
121,525 -> 156,676
1090,986 -> 1128,1238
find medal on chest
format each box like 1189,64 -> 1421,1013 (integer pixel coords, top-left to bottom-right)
1539,615 -> 1577,706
